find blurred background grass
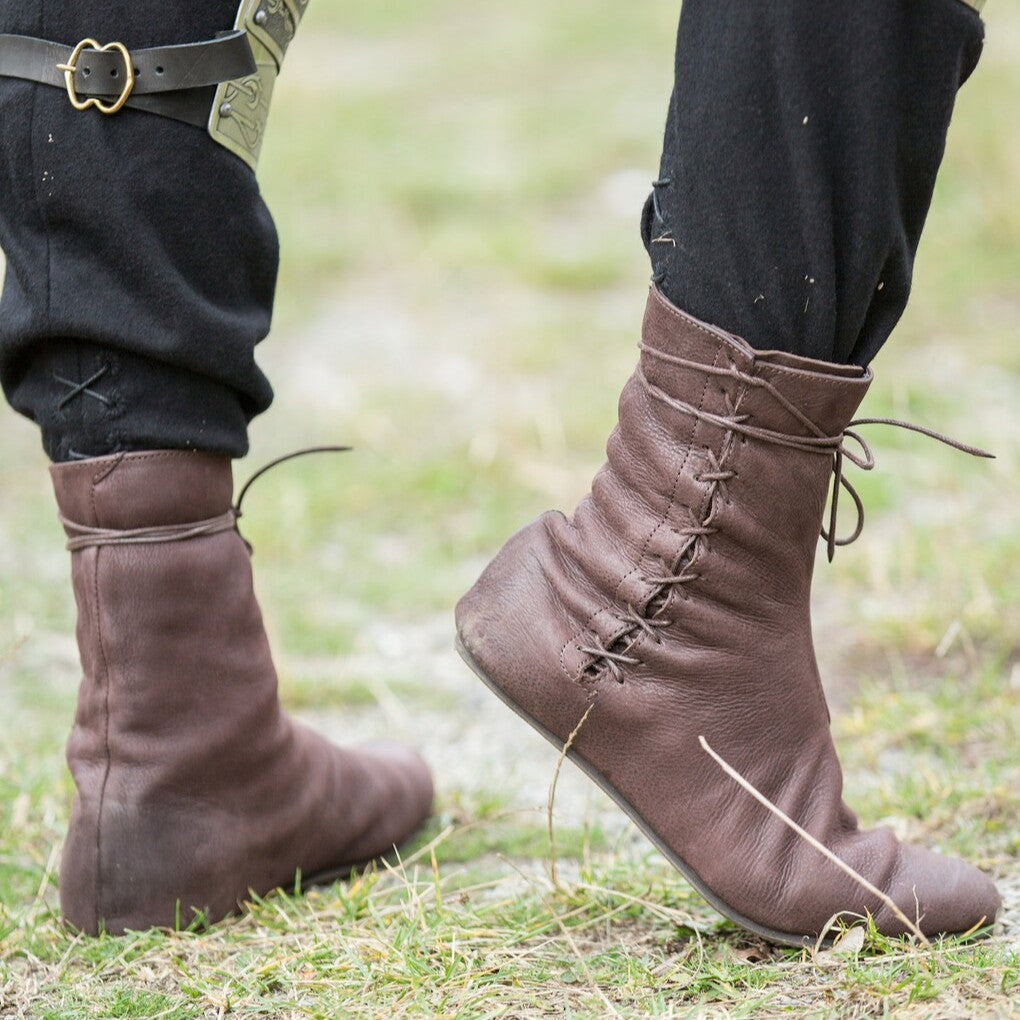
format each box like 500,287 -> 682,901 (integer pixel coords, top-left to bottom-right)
0,1 -> 1017,1014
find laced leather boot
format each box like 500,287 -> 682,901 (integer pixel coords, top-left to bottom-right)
52,450 -> 433,935
456,287 -> 1000,945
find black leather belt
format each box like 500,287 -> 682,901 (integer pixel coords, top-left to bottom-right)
0,0 -> 309,170
0,32 -> 256,127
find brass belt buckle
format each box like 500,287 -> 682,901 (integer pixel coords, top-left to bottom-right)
57,38 -> 135,115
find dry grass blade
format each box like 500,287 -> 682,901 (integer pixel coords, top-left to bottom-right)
698,735 -> 932,947
547,700 -> 597,890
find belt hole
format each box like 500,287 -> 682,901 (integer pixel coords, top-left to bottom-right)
82,66 -> 91,76
155,66 -> 164,75
110,68 -> 118,77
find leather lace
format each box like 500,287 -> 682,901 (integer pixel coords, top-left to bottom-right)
61,446 -> 350,552
576,635 -> 640,683
576,345 -> 992,686
635,344 -> 994,562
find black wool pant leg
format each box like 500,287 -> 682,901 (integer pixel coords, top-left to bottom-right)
0,1 -> 276,462
643,0 -> 985,366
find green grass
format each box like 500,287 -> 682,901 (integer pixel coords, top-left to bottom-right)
1,1 -> 1019,1016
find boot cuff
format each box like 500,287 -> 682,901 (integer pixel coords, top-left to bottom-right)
50,450 -> 233,530
642,287 -> 872,439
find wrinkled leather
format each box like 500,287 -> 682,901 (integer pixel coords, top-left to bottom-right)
52,450 -> 433,935
457,287 -> 1000,941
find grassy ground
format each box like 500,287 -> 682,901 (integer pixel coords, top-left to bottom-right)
1,2 -> 1018,1016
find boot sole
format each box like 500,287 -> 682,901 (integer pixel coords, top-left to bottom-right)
456,634 -> 828,949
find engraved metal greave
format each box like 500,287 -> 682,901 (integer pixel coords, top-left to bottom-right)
209,0 -> 311,169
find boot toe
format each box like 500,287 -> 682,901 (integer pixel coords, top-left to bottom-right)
353,741 -> 435,844
876,843 -> 1001,938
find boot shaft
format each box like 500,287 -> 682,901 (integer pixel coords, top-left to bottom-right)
51,451 -> 286,792
49,449 -> 435,933
611,289 -> 872,560
556,289 -> 872,682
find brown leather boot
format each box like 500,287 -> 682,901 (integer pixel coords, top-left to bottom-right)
52,450 -> 433,935
456,287 -> 1000,946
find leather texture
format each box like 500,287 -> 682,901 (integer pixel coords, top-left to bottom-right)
52,450 -> 433,935
456,286 -> 1000,942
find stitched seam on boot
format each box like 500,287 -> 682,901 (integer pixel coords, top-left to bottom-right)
611,368 -> 746,674
92,452 -> 126,486
563,348 -> 721,684
566,381 -> 717,683
650,290 -> 752,368
89,478 -> 115,926
91,450 -> 201,488
576,354 -> 749,684
658,365 -> 750,630
544,516 -> 626,675
619,350 -> 719,602
560,403 -> 713,683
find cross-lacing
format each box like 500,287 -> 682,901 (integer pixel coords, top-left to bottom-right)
54,366 -> 112,411
635,343 -> 993,562
693,449 -> 738,503
576,634 -> 641,683
60,446 -> 349,552
576,341 -> 992,686
575,366 -> 745,684
645,561 -> 702,588
620,604 -> 670,644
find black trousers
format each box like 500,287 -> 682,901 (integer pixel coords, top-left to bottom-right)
0,1 -> 984,463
